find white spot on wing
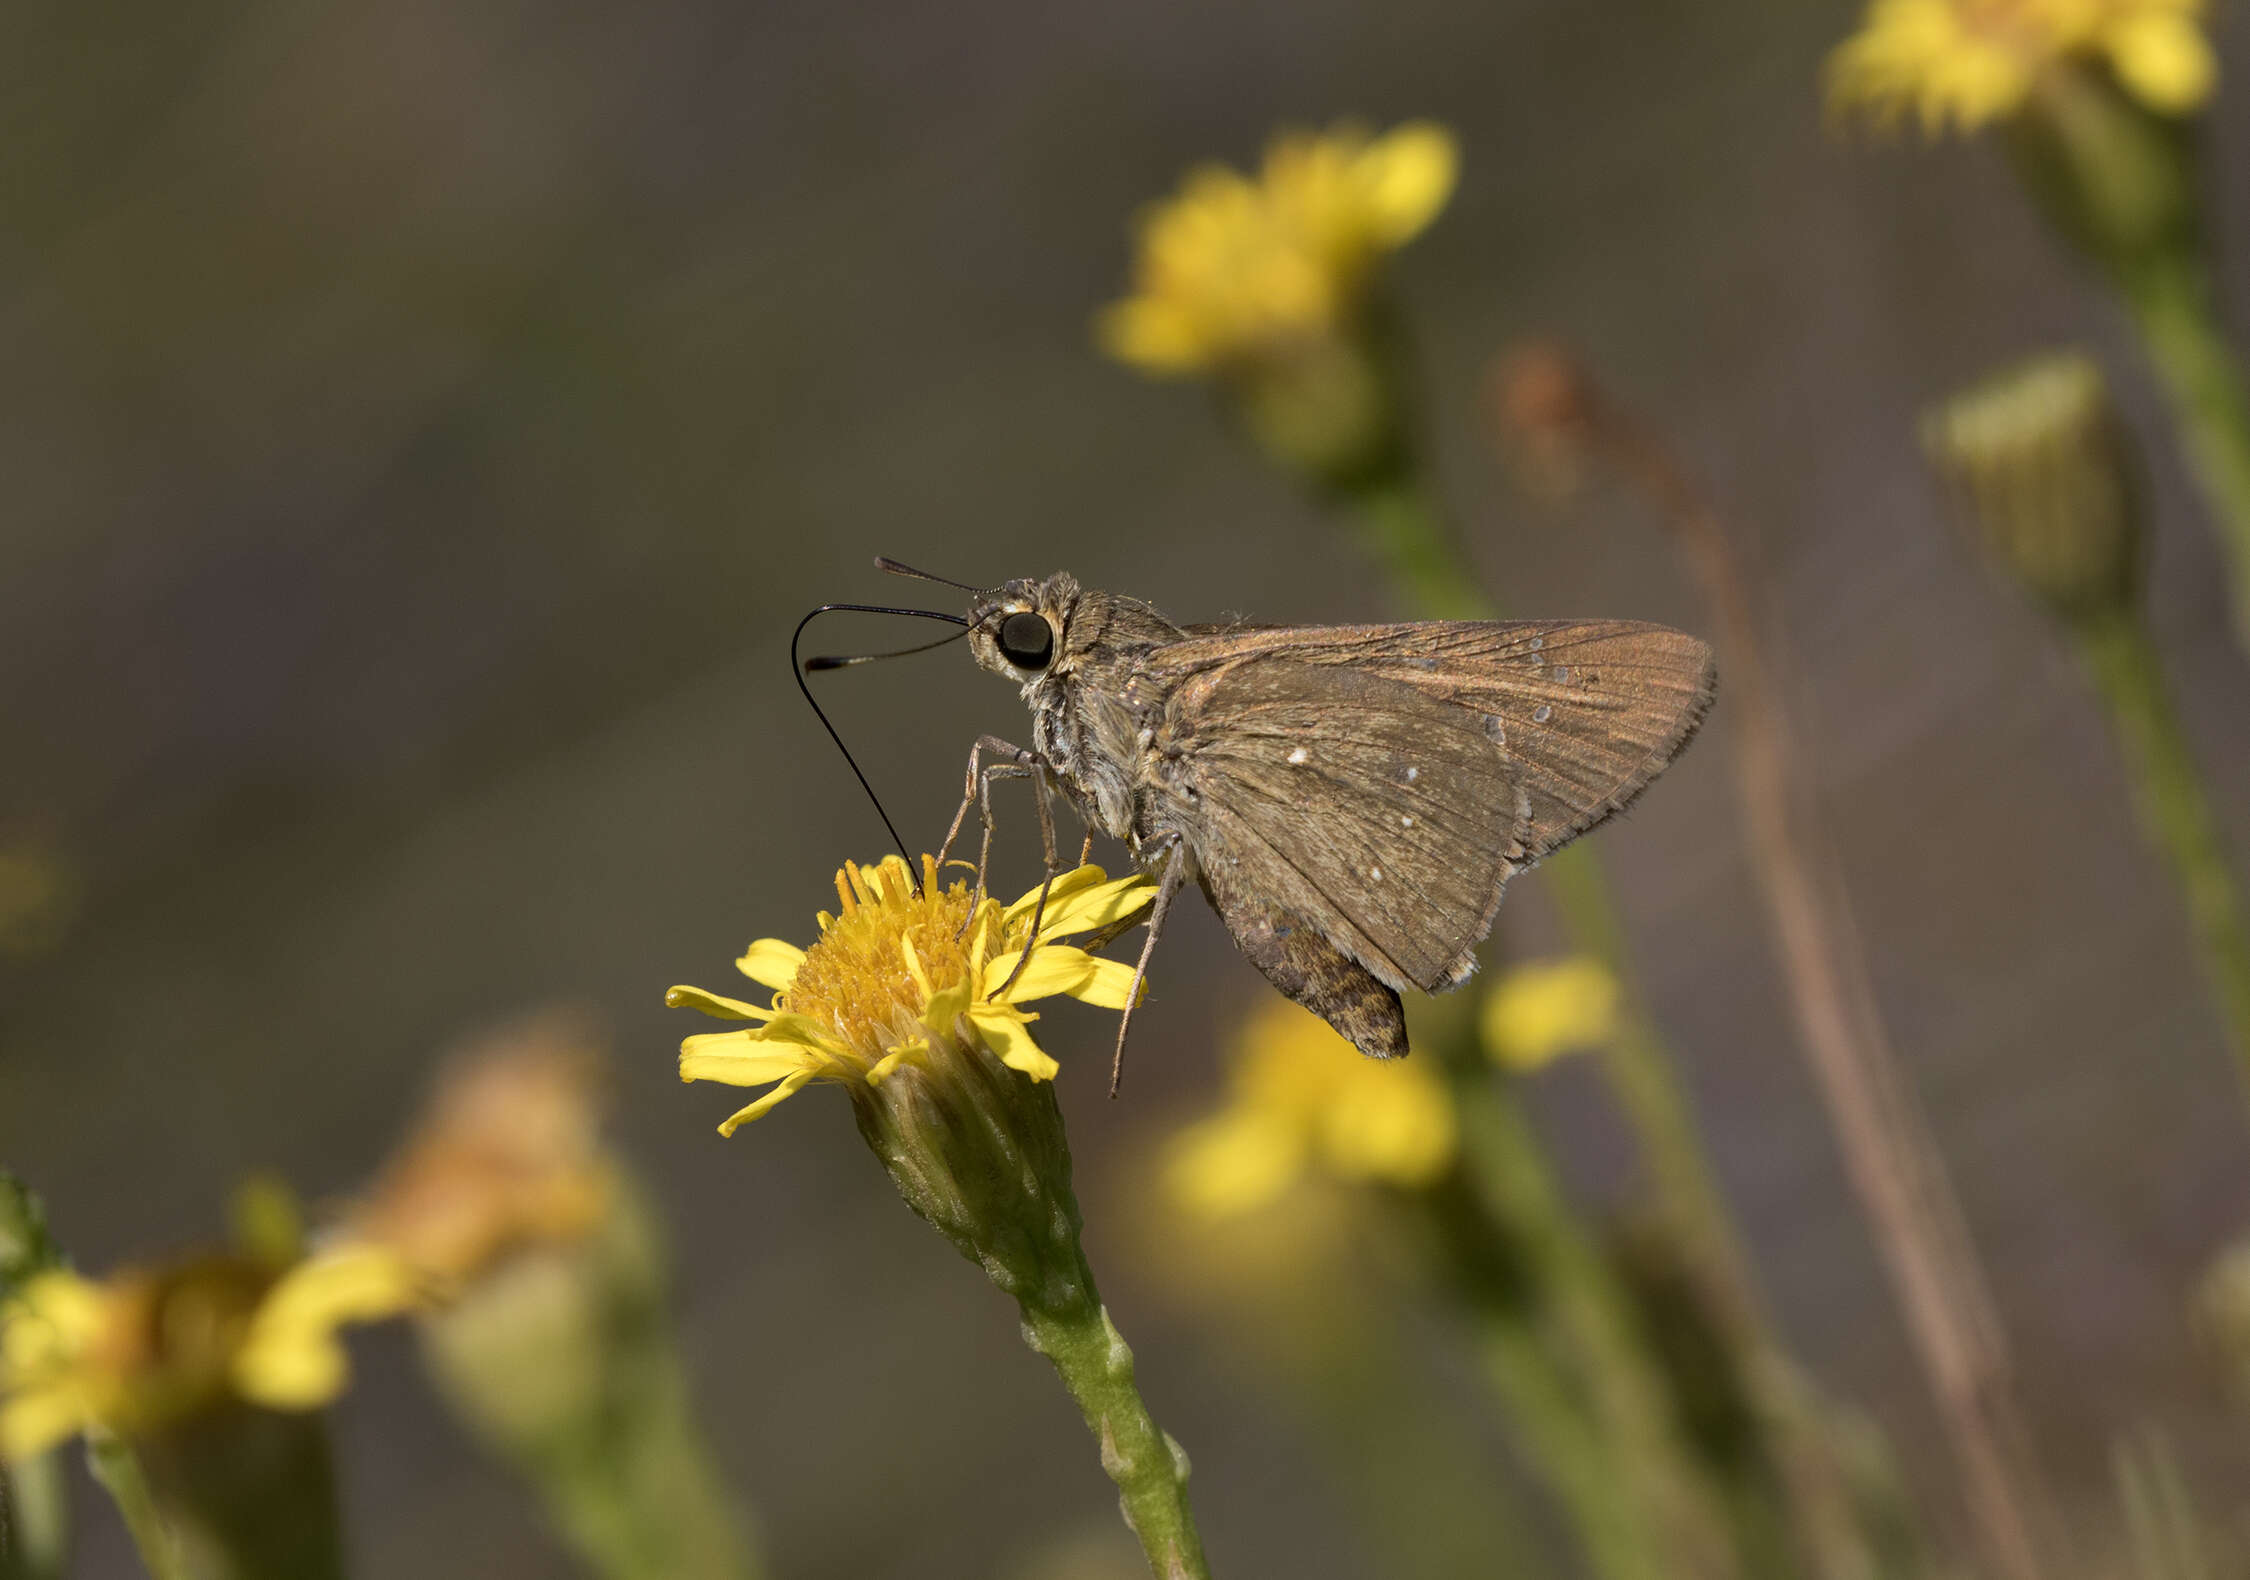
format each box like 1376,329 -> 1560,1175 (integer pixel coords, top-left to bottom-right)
1404,766 -> 1419,782
1287,746 -> 1309,766
1401,814 -> 1414,828
1369,865 -> 1383,881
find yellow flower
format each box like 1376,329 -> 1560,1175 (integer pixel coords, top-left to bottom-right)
1098,121 -> 1459,376
1828,0 -> 2216,133
669,855 -> 1155,1134
1479,956 -> 1620,1073
0,1247 -> 418,1462
343,1012 -> 613,1284
1164,997 -> 1456,1218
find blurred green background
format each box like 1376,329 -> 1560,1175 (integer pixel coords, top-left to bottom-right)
5,0 -> 2250,1575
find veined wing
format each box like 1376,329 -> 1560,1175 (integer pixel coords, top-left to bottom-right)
1161,659 -> 1530,996
1156,620 -> 1714,862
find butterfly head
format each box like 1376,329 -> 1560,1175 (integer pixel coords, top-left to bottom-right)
967,573 -> 1082,685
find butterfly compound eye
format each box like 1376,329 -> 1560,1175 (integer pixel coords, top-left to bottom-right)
997,610 -> 1055,670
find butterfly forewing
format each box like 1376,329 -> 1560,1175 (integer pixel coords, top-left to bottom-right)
1157,619 -> 1715,862
1160,661 -> 1530,995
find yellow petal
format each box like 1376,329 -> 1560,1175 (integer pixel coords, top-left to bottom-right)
232,1246 -> 420,1411
985,944 -> 1140,1009
735,938 -> 806,992
748,1012 -> 852,1059
664,984 -> 776,1021
866,1042 -> 923,1084
1003,865 -> 1106,929
900,933 -> 932,997
966,1006 -> 1060,1081
2104,15 -> 2215,113
1315,1075 -> 1456,1187
1015,869 -> 1156,944
1162,1110 -> 1306,1219
1357,122 -> 1459,245
921,981 -> 971,1040
716,1070 -> 816,1135
0,1388 -> 88,1463
982,944 -> 1130,1006
5,1273 -> 104,1364
1096,297 -> 1214,375
680,1032 -> 818,1087
1480,956 -> 1619,1073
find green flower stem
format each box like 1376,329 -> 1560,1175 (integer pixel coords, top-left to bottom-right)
2123,255 -> 2250,654
1443,1055 -> 1739,1580
1018,1279 -> 1210,1580
2073,610 -> 2250,1096
420,1179 -> 759,1580
1418,1163 -> 1667,1580
2,1452 -> 69,1580
85,1433 -> 188,1580
1354,477 -> 1496,622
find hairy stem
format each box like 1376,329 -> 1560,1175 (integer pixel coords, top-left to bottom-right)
2124,255 -> 2250,656
1019,1279 -> 1211,1580
85,1434 -> 187,1580
2075,610 -> 2250,1100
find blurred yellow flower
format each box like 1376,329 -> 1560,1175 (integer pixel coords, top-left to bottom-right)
670,856 -> 1154,1134
1098,121 -> 1459,376
1828,0 -> 2216,132
344,1013 -> 613,1284
0,1246 -> 417,1462
1164,998 -> 1456,1218
1479,956 -> 1620,1073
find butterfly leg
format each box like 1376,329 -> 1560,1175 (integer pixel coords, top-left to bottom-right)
1109,839 -> 1189,1097
993,770 -> 1066,994
935,735 -> 1040,902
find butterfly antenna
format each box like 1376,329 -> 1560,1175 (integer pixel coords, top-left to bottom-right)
874,555 -> 987,594
803,622 -> 975,671
792,602 -> 970,882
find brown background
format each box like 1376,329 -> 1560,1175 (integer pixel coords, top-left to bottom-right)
5,0 -> 2250,1574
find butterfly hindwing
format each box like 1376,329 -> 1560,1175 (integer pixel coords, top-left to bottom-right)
1157,659 -> 1531,998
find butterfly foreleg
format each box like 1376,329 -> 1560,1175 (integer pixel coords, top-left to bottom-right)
935,734 -> 1041,904
993,769 -> 1069,995
1109,837 -> 1189,1097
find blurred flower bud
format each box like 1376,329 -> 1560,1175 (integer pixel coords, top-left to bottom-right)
1489,340 -> 1602,499
344,1012 -> 757,1580
1921,350 -> 2142,622
0,843 -> 75,961
2193,1239 -> 2250,1401
342,1011 -> 611,1287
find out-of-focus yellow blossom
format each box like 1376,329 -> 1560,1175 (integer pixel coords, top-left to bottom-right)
669,856 -> 1155,1134
344,1014 -> 613,1283
1164,998 -> 1456,1218
1098,121 -> 1458,376
1479,956 -> 1621,1073
0,842 -> 76,958
1828,0 -> 2216,133
0,1246 -> 417,1462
